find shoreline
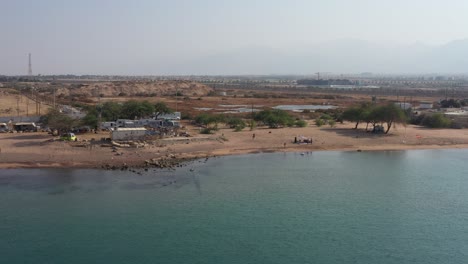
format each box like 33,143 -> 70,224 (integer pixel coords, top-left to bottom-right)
2,142 -> 468,170
2,122 -> 468,170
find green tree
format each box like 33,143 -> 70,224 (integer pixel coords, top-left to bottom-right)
40,108 -> 77,132
194,113 -> 225,130
440,99 -> 461,108
81,108 -> 99,128
101,101 -> 122,121
254,109 -> 294,128
315,119 -> 325,127
342,103 -> 374,130
295,120 -> 308,127
249,120 -> 257,131
154,102 -> 173,119
194,113 -> 212,126
226,117 -> 246,131
373,104 -> 407,134
421,113 -> 452,128
342,107 -> 363,129
79,102 -> 121,128
360,108 -> 373,131
121,100 -> 154,120
319,114 -> 333,120
210,114 -> 226,130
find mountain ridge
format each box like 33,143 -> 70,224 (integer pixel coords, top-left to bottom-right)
171,39 -> 468,75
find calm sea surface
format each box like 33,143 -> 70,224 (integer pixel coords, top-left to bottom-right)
1,150 -> 468,264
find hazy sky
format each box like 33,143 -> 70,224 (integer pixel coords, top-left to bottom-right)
1,0 -> 468,75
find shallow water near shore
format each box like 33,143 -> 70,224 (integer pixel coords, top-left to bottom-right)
1,150 -> 468,264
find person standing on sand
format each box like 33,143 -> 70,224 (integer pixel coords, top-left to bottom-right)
252,133 -> 256,140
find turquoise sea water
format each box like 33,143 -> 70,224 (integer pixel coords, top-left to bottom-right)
1,150 -> 468,264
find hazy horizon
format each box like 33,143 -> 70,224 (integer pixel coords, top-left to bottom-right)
2,0 -> 468,75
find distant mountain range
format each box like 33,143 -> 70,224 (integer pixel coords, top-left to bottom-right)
167,39 -> 468,75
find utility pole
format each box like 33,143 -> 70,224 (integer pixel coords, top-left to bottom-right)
53,87 -> 56,109
175,86 -> 178,113
97,87 -> 102,130
16,96 -> 20,118
28,53 -> 33,76
397,91 -> 400,108
35,93 -> 38,115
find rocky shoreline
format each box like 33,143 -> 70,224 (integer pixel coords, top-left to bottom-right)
100,154 -> 215,172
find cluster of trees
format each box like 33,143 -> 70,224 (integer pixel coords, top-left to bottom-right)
314,113 -> 337,127
253,109 -> 307,128
82,101 -> 173,128
40,109 -> 78,132
192,109 -> 308,133
439,99 -> 468,108
40,96 -> 468,136
42,99 -> 314,134
342,103 -> 407,134
344,101 -> 461,130
41,101 -> 174,131
253,109 -> 294,128
411,113 -> 453,128
193,113 -> 247,133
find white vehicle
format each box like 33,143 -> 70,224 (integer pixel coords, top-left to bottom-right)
0,123 -> 9,133
116,119 -> 140,128
100,122 -> 117,130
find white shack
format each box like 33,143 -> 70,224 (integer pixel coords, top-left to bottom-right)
100,121 -> 117,130
418,101 -> 433,109
157,112 -> 181,120
111,127 -> 147,141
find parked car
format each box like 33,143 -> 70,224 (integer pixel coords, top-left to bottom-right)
71,126 -> 91,134
60,132 -> 77,141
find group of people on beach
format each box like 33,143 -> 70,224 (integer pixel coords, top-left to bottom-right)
294,136 -> 313,144
251,133 -> 313,147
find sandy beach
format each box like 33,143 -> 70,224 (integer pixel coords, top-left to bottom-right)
2,121 -> 468,169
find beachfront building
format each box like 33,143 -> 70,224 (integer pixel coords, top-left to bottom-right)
13,122 -> 38,132
157,112 -> 181,120
395,102 -> 412,110
418,101 -> 433,109
111,127 -> 147,141
444,111 -> 468,128
100,121 -> 117,130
